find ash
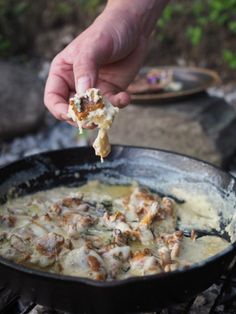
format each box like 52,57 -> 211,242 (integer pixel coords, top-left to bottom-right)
0,116 -> 88,167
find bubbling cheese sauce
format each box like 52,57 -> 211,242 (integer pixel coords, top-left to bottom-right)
0,181 -> 229,281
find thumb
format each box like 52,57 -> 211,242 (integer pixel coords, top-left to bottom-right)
73,56 -> 98,93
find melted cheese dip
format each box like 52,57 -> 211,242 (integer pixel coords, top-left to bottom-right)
67,88 -> 119,161
0,181 -> 229,280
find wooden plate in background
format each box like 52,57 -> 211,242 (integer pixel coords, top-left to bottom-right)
128,66 -> 221,104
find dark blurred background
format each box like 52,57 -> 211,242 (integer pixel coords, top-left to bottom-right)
0,0 -> 236,80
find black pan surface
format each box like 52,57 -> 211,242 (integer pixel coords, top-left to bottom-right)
0,145 -> 235,314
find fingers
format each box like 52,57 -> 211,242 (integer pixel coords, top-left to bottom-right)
44,74 -> 69,121
44,56 -> 75,121
67,120 -> 78,127
72,29 -> 114,93
73,55 -> 130,108
44,32 -> 129,130
97,79 -> 130,108
108,91 -> 130,108
73,55 -> 99,93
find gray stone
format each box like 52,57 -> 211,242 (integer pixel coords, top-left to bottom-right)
0,61 -> 45,140
107,93 -> 236,166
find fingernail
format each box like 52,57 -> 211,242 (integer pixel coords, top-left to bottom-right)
77,76 -> 90,93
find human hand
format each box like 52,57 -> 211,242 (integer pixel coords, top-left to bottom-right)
44,0 -> 168,124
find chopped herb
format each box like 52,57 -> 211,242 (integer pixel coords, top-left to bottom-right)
113,253 -> 123,261
121,266 -> 130,273
101,200 -> 113,212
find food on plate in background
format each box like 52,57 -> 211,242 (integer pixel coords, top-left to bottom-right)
128,68 -> 183,94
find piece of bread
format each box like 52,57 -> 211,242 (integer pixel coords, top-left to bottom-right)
67,88 -> 119,161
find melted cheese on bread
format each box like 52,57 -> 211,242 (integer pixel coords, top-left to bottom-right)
67,88 -> 119,161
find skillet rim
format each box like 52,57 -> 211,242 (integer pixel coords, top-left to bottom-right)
0,144 -> 235,287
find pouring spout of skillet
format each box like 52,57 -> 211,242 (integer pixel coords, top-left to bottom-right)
0,145 -> 235,314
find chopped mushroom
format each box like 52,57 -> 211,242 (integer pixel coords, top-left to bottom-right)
0,182 -> 229,280
191,230 -> 197,241
162,197 -> 174,216
0,234 -> 31,263
0,215 -> 16,228
9,234 -> 29,253
138,225 -> 154,245
0,246 -> 29,263
158,246 -> 172,267
102,211 -> 125,229
102,246 -> 130,279
35,232 -> 65,257
62,247 -> 106,280
171,242 -> 181,259
61,197 -> 83,208
139,202 -> 160,226
164,262 -> 178,272
130,250 -> 161,276
62,212 -> 96,237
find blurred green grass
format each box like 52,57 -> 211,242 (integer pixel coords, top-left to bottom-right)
0,0 -> 235,73
156,0 -> 236,70
0,0 -> 104,56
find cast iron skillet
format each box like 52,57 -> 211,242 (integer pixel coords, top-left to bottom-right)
0,145 -> 236,314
